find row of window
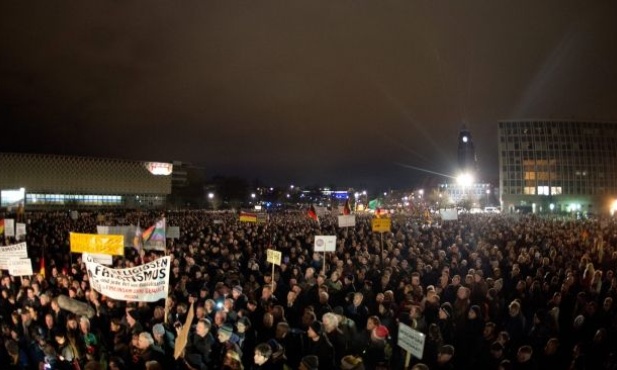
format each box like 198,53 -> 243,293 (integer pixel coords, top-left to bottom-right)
502,187 -> 609,196
27,194 -> 123,205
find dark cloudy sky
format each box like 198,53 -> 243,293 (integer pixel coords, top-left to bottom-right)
1,1 -> 616,191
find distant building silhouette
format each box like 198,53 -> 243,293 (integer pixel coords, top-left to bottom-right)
457,126 -> 477,176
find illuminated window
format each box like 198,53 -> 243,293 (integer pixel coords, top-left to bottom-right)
524,187 -> 536,195
538,186 -> 550,195
551,187 -> 562,195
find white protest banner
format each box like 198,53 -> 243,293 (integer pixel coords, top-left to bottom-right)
338,215 -> 356,228
314,235 -> 337,252
82,252 -> 113,266
0,242 -> 28,269
4,219 -> 15,237
9,258 -> 33,276
166,226 -> 180,239
16,223 -> 27,239
85,256 -> 171,302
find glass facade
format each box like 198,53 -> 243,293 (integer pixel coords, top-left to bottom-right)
498,120 -> 617,214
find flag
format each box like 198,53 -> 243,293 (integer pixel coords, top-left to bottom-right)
239,212 -> 258,223
368,199 -> 381,210
375,208 -> 388,218
133,222 -> 143,252
307,205 -> 319,222
343,199 -> 351,215
143,218 -> 166,251
39,255 -> 46,278
0,219 -> 4,236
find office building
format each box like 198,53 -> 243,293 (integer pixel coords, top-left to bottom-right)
498,120 -> 617,214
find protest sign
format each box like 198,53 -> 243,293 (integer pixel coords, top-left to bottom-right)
338,215 -> 356,228
314,235 -> 337,252
0,242 -> 28,270
70,233 -> 124,256
82,252 -> 113,265
266,249 -> 282,265
166,226 -> 180,239
4,219 -> 15,237
16,223 -> 27,239
85,256 -> 171,302
371,218 -> 391,233
9,258 -> 33,276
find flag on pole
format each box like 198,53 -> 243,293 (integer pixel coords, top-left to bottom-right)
0,219 -> 4,236
343,199 -> 351,215
133,221 -> 143,252
39,255 -> 46,277
143,218 -> 166,251
307,205 -> 319,222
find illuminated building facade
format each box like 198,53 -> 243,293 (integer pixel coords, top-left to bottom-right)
0,153 -> 172,209
498,120 -> 617,214
438,127 -> 492,209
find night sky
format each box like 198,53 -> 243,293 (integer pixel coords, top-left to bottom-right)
1,1 -> 616,191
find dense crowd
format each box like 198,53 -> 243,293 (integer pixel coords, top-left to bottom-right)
1,209 -> 617,370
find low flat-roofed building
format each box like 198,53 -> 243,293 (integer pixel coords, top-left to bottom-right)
0,152 -> 172,209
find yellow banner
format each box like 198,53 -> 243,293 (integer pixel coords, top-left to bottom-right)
372,218 -> 391,233
70,233 -> 125,256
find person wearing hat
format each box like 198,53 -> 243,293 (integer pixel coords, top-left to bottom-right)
361,324 -> 390,369
216,323 -> 243,369
437,302 -> 455,345
152,323 -> 175,359
305,320 -> 335,369
299,355 -> 319,370
232,285 -> 248,311
434,344 -> 455,370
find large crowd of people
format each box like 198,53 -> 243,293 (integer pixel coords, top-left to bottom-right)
1,209 -> 617,370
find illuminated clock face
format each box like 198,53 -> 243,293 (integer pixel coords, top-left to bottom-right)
462,136 -> 468,143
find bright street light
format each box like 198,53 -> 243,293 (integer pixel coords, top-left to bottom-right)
456,173 -> 474,186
